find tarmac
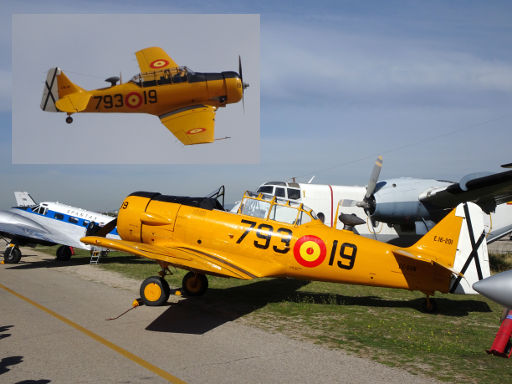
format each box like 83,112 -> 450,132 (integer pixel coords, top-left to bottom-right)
1,248 -> 448,384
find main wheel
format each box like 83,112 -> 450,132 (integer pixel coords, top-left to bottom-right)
4,246 -> 21,264
66,116 -> 73,124
182,272 -> 208,297
140,276 -> 170,306
56,245 -> 72,261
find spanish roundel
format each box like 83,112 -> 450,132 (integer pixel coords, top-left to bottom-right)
293,235 -> 326,268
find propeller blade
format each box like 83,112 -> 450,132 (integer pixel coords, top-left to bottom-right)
238,55 -> 248,112
340,199 -> 359,207
365,156 -> 383,200
86,218 -> 117,237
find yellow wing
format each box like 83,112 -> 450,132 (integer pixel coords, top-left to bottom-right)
81,236 -> 284,280
160,105 -> 216,145
135,47 -> 179,73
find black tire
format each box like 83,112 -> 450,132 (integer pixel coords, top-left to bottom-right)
182,272 -> 208,297
4,247 -> 21,264
140,276 -> 170,306
56,245 -> 72,261
65,116 -> 73,124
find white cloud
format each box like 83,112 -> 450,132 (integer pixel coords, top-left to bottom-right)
261,22 -> 512,106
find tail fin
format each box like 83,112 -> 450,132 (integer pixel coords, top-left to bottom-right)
14,192 -> 37,207
41,67 -> 89,113
396,202 -> 490,294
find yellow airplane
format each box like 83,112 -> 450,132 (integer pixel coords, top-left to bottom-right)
40,47 -> 248,145
81,189 -> 490,312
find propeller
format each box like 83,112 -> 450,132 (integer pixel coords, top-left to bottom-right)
341,156 -> 383,239
238,55 -> 249,111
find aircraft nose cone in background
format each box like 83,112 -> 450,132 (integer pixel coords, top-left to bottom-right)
473,270 -> 512,308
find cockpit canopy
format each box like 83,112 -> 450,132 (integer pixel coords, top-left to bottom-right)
238,191 -> 317,225
256,181 -> 301,200
130,66 -> 192,88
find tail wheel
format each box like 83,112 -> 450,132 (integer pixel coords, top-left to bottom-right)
140,276 -> 170,306
182,272 -> 208,297
423,297 -> 438,313
56,245 -> 72,261
4,246 -> 21,264
66,116 -> 73,124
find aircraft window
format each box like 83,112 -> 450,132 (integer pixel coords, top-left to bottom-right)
275,187 -> 286,198
288,188 -> 301,200
31,205 -> 40,213
83,220 -> 90,227
240,198 -> 270,219
257,186 -> 274,194
297,211 -> 313,225
54,213 -> 64,220
68,217 -> 79,224
269,204 -> 299,225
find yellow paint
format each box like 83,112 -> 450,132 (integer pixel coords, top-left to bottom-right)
82,191 -> 465,297
0,282 -> 187,384
143,283 -> 162,302
44,47 -> 244,145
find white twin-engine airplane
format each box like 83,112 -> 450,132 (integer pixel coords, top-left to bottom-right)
0,192 -> 119,263
253,158 -> 512,245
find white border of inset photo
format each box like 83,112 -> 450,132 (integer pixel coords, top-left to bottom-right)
12,14 -> 259,164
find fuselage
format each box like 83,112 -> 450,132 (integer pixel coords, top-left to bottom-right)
81,69 -> 243,116
117,192 -> 453,295
2,201 -> 118,249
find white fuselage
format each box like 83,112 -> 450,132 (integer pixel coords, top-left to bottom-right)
254,182 -> 512,243
2,201 -> 118,249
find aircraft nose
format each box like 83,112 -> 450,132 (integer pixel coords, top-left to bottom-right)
473,269 -> 512,307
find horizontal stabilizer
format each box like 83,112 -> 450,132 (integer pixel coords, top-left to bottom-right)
55,93 -> 91,113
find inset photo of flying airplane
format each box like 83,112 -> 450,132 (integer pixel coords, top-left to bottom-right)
12,14 -> 260,164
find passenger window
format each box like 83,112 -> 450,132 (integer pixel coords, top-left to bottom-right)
275,187 -> 285,198
54,213 -> 64,220
269,205 -> 298,225
68,217 -> 79,224
240,198 -> 270,219
288,188 -> 301,200
83,220 -> 90,227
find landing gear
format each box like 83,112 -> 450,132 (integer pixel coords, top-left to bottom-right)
181,272 -> 208,297
4,245 -> 21,264
140,276 -> 170,306
65,115 -> 73,124
56,245 -> 73,261
423,296 -> 437,313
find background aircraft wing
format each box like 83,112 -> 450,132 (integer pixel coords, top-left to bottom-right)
419,169 -> 512,213
159,105 -> 216,145
81,236 -> 284,279
0,210 -> 55,243
135,47 -> 179,73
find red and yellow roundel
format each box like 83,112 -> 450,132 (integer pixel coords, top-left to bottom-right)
186,128 -> 206,135
150,59 -> 169,69
293,235 -> 326,268
125,92 -> 142,108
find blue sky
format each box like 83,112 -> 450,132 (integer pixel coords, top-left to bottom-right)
1,1 -> 511,211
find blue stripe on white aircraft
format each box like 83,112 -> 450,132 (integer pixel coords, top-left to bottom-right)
251,158 -> 512,245
0,192 -> 119,263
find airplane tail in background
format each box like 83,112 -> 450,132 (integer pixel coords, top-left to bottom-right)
41,67 -> 90,113
14,192 -> 37,207
393,202 -> 490,294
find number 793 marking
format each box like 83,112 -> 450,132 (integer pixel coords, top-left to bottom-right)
236,219 -> 292,254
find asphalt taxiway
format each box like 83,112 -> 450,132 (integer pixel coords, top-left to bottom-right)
0,249 -> 442,384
